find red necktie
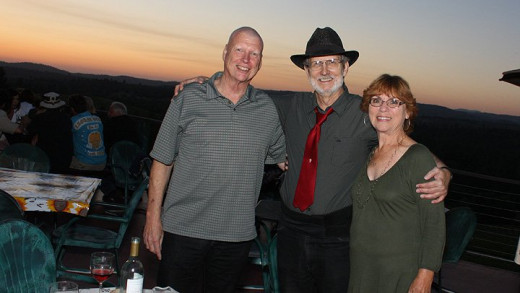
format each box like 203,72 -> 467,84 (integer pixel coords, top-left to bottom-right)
293,107 -> 334,211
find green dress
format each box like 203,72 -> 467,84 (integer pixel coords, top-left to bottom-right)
348,144 -> 445,293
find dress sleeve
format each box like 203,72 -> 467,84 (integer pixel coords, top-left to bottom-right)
408,144 -> 446,272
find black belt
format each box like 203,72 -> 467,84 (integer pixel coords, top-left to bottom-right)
281,204 -> 352,237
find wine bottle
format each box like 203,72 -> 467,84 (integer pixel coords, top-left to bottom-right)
120,237 -> 144,293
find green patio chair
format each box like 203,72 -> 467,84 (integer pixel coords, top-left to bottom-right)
109,140 -> 148,205
52,176 -> 149,285
268,234 -> 280,293
434,207 -> 477,292
241,200 -> 281,293
0,219 -> 56,293
0,143 -> 50,173
0,189 -> 24,222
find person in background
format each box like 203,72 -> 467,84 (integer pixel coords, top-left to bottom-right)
27,92 -> 73,174
68,94 -> 106,174
143,26 -> 286,293
84,96 -> 97,114
97,101 -> 140,203
175,27 -> 451,293
103,101 -> 139,153
11,88 -> 35,123
349,74 -> 445,293
0,89 -> 24,151
4,88 -> 34,144
6,88 -> 19,122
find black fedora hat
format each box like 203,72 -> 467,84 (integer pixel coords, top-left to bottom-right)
290,27 -> 359,70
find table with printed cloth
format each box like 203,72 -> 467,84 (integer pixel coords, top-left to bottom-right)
0,167 -> 101,216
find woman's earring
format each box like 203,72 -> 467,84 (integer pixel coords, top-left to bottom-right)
404,119 -> 411,131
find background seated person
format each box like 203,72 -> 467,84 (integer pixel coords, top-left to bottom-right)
68,94 -> 107,176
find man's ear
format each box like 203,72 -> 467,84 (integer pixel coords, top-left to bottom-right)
342,62 -> 350,77
222,44 -> 228,61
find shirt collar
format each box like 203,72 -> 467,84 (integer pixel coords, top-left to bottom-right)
205,72 -> 256,102
306,86 -> 353,117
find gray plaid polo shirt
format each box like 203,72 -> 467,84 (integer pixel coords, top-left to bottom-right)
150,72 -> 286,242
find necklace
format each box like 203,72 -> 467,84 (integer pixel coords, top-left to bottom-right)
355,137 -> 403,208
372,143 -> 399,180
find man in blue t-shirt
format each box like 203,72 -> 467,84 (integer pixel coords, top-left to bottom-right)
68,94 -> 107,172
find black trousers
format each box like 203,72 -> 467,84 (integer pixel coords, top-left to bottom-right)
157,232 -> 252,293
277,206 -> 352,293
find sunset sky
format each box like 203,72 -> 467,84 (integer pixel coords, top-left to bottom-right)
1,0 -> 519,116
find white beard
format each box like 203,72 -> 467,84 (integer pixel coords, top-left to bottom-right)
308,73 -> 345,95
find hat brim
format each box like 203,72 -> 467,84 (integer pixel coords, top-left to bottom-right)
40,100 -> 65,109
290,50 -> 359,70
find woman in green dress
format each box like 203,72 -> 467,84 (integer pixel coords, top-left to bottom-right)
349,74 -> 445,293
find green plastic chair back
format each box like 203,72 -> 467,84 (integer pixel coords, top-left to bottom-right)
52,177 -> 149,284
0,189 -> 24,222
109,140 -> 145,203
0,143 -> 50,173
0,219 -> 56,293
268,234 -> 280,293
242,200 -> 281,293
434,207 -> 478,291
444,207 -> 477,263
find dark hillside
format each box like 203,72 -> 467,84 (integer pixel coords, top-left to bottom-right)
0,61 -> 176,120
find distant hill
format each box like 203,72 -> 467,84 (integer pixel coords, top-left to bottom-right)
1,61 -> 519,179
0,61 -> 175,87
0,62 -> 70,75
0,61 -> 178,119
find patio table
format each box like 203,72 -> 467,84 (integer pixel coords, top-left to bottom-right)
0,167 -> 101,216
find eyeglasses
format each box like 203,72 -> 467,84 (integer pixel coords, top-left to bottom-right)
306,58 -> 343,71
369,96 -> 405,108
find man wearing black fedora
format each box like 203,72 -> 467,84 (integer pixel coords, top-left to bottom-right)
174,26 -> 451,292
273,27 -> 450,292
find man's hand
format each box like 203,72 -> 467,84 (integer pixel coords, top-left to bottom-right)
143,214 -> 164,260
173,76 -> 209,97
416,166 -> 451,203
277,157 -> 288,171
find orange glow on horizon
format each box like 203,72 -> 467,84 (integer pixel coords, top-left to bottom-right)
1,31 -> 519,116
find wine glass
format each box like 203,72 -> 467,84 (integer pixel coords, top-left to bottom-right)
90,252 -> 115,292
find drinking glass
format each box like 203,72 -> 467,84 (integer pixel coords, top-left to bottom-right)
90,252 -> 115,293
49,281 -> 79,293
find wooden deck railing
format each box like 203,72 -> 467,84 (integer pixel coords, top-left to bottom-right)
447,169 -> 520,272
